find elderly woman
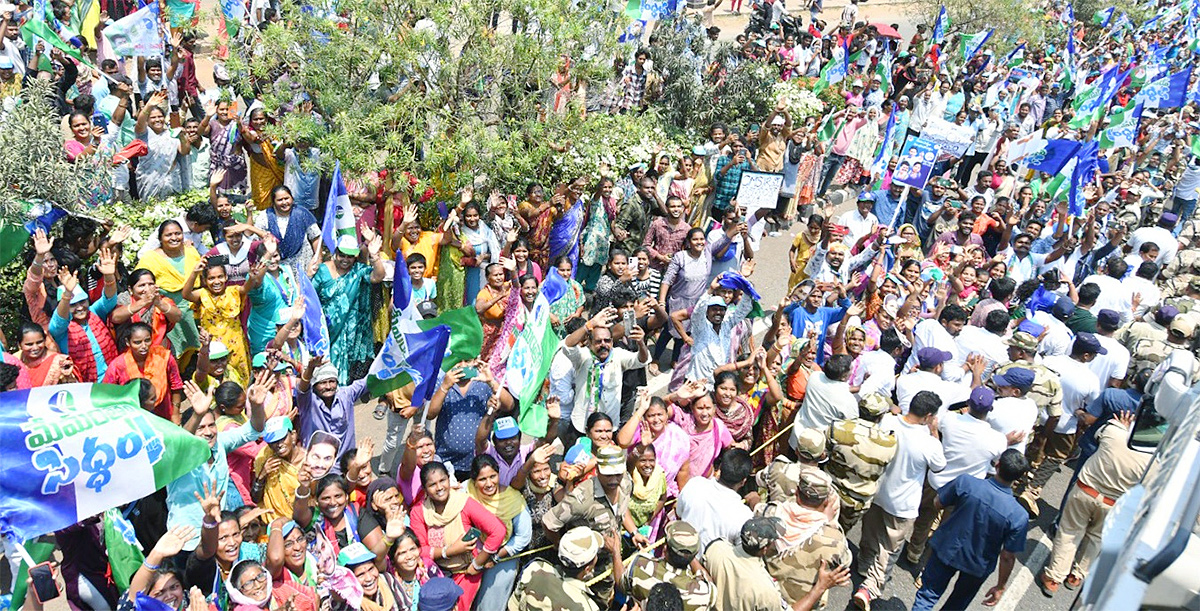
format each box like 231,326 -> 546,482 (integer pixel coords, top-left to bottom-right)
134,220 -> 203,369
313,230 -> 386,383
134,90 -> 190,199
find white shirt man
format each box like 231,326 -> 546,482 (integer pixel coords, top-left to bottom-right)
836,204 -> 879,247
905,316 -> 965,382
1082,272 -> 1133,322
561,327 -> 649,433
677,474 -> 754,549
850,349 -> 899,401
1042,337 -> 1104,435
875,402 -> 947,519
928,387 -> 1008,490
953,325 -> 1010,379
791,359 -> 858,446
1090,310 -> 1130,387
1128,222 -> 1178,270
986,367 -> 1040,453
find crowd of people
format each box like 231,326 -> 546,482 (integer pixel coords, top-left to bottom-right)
0,0 -> 1195,609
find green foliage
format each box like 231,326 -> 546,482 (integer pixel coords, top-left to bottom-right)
0,256 -> 26,343
97,191 -> 210,261
914,0 -> 1050,50
0,80 -> 108,220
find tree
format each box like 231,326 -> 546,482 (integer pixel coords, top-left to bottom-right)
232,0 -> 647,195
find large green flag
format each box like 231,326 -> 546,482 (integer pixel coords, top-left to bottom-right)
812,57 -> 846,95
416,306 -> 483,371
102,507 -> 144,591
1098,100 -> 1141,150
20,19 -> 96,70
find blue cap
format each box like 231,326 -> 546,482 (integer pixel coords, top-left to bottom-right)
1097,309 -> 1121,331
993,367 -> 1035,391
493,416 -> 519,440
1073,332 -> 1107,355
1051,295 -> 1076,319
968,386 -> 995,412
564,443 -> 592,465
280,520 -> 299,538
261,416 -> 293,443
337,542 -> 376,567
0,57 -> 13,70
1016,318 -> 1045,337
417,577 -> 464,611
916,347 -> 954,368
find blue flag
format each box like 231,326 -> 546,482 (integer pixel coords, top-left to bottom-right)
716,271 -> 762,301
293,263 -> 330,358
134,592 -> 177,611
1138,67 -> 1192,109
1093,6 -> 1114,27
321,161 -> 356,254
392,251 -> 413,315
1004,42 -> 1026,66
932,5 -> 948,44
366,323 -> 451,402
872,103 -> 898,175
1068,141 -> 1099,216
23,203 -> 67,235
1025,139 -> 1083,175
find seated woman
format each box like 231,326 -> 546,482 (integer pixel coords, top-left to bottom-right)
103,322 -> 184,423
409,462 -> 506,611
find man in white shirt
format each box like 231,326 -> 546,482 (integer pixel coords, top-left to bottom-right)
792,354 -> 858,445
1090,309 -> 1130,388
560,313 -> 649,435
836,193 -> 880,246
896,348 -> 973,414
953,309 -> 1010,379
906,387 -> 1010,564
1127,211 -> 1179,269
1020,334 -> 1104,515
1082,258 -> 1134,323
905,304 -> 970,381
1032,296 -> 1076,358
677,448 -> 754,549
855,391 -> 946,608
850,328 -> 905,401
1126,261 -> 1162,320
987,367 -> 1039,453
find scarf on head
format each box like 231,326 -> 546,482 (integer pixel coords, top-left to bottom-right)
225,560 -> 274,609
769,501 -> 829,556
421,490 -> 470,572
467,481 -> 526,540
266,206 -> 318,261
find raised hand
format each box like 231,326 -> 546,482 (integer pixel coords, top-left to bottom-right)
182,380 -> 213,417
33,229 -> 54,255
153,524 -> 198,558
97,246 -> 118,276
58,267 -> 78,293
210,167 -> 227,187
545,396 -> 561,420
187,586 -> 208,611
193,480 -> 225,522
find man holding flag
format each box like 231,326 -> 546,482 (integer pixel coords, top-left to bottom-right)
558,305 -> 649,443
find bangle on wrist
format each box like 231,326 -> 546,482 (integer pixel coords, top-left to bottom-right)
440,547 -> 448,559
142,559 -> 162,571
202,518 -> 219,529
295,487 -> 311,499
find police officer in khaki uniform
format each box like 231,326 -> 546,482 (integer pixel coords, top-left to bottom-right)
508,526 -> 605,611
1162,277 -> 1200,313
756,426 -> 829,505
996,331 -> 1063,470
541,445 -> 637,604
623,521 -> 716,611
758,470 -> 851,608
826,394 -> 898,532
1118,305 -> 1174,358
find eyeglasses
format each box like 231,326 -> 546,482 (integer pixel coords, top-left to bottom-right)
238,571 -> 269,588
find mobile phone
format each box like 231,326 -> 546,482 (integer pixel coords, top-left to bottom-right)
30,562 -> 59,604
623,309 -> 637,333
949,199 -> 963,209
830,224 -> 850,236
461,366 -> 479,380
207,254 -> 230,266
462,527 -> 482,542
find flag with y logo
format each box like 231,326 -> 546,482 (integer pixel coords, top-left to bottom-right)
932,5 -> 949,44
1020,138 -> 1082,175
366,320 -> 451,402
320,161 -> 356,253
1136,67 -> 1192,109
1068,140 -> 1099,216
871,104 -> 898,175
959,29 -> 992,62
1092,6 -> 1114,26
416,306 -> 483,372
102,2 -> 163,56
0,383 -> 210,541
506,269 -> 568,435
1099,100 -> 1143,150
812,53 -> 847,94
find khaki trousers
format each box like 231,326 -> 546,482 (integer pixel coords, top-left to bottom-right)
858,504 -> 916,598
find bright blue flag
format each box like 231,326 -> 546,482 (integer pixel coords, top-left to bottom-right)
1061,2 -> 1073,24
1141,15 -> 1160,32
134,593 -> 177,611
932,5 -> 948,44
1093,6 -> 1114,26
294,263 -> 330,358
393,252 -> 412,314
1025,139 -> 1083,175
1004,42 -> 1025,66
1068,141 -> 1099,217
1065,27 -> 1076,82
717,271 -> 762,301
1026,285 -> 1058,314
320,161 -> 355,254
23,203 -> 67,235
1138,67 -> 1192,109
1112,12 -> 1129,32
366,323 -> 450,402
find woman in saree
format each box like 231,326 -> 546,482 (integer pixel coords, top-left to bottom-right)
475,264 -> 510,358
313,229 -> 386,383
663,380 -> 734,480
245,238 -> 298,354
110,269 -> 181,351
134,220 -> 203,370
253,185 -> 321,273
756,333 -> 818,466
102,322 -> 184,422
181,258 -> 251,386
577,177 -> 617,291
243,107 -> 286,211
202,98 -> 249,192
485,274 -> 540,380
466,454 -> 531,611
458,202 -> 501,308
17,321 -> 75,387
409,462 -> 506,611
546,176 -> 589,269
134,90 -> 190,200
548,256 -> 585,337
517,183 -> 558,270
615,392 -> 691,537
833,105 -> 882,188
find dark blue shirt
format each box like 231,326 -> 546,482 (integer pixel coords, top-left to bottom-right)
1077,388 -> 1141,461
870,189 -> 902,229
930,475 -> 1029,578
784,297 -> 851,366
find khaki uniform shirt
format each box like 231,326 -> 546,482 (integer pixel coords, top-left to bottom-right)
507,559 -> 601,611
996,360 -> 1063,421
624,555 -> 717,611
827,419 -> 898,510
